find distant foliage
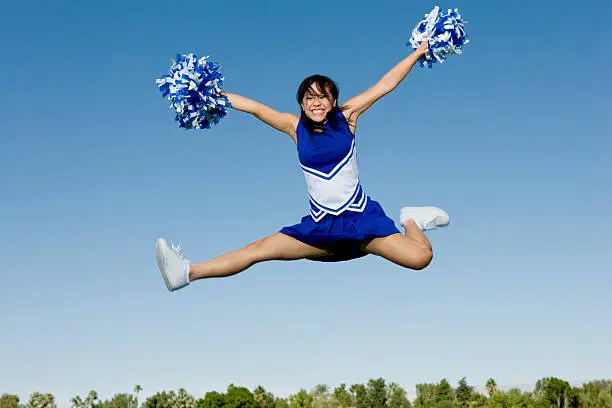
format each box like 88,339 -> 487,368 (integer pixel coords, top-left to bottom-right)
7,377 -> 612,408
0,394 -> 20,408
99,393 -> 136,408
26,392 -> 56,408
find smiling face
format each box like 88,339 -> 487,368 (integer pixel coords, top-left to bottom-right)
300,83 -> 336,123
296,75 -> 340,127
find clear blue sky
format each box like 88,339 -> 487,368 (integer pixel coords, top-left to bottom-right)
1,0 -> 610,405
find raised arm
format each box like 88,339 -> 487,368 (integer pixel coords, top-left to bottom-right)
341,41 -> 428,121
222,92 -> 299,143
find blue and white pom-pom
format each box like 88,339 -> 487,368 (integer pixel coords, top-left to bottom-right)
156,53 -> 231,129
408,6 -> 469,68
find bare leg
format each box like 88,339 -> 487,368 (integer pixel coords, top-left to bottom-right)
189,232 -> 330,280
362,220 -> 434,270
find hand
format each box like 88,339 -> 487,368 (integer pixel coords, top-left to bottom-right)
416,40 -> 429,57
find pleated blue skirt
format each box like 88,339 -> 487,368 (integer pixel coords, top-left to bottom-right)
279,198 -> 401,262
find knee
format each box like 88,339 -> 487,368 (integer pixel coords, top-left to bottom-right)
409,246 -> 433,270
244,237 -> 273,262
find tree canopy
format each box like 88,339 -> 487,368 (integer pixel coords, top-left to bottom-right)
4,377 -> 611,408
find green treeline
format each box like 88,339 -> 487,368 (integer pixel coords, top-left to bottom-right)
2,377 -> 611,408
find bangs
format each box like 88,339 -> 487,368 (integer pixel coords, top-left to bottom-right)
297,75 -> 339,103
304,81 -> 331,98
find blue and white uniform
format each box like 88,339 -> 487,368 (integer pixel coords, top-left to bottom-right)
280,109 -> 400,261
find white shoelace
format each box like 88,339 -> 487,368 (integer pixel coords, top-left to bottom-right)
170,240 -> 185,258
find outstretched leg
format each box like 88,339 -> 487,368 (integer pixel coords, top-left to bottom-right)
362,205 -> 449,270
155,233 -> 329,291
189,232 -> 330,280
362,219 -> 434,270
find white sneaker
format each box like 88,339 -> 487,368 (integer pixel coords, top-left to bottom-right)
155,238 -> 191,292
400,206 -> 450,230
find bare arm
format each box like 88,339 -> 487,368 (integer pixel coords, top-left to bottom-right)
341,42 -> 428,121
222,92 -> 299,143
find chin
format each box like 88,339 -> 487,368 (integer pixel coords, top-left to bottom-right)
309,112 -> 329,122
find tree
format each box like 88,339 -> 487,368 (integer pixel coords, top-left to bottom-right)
142,391 -> 176,408
366,378 -> 387,408
507,388 -> 534,408
0,394 -> 20,408
289,389 -> 313,408
436,379 -> 454,408
413,379 -> 454,408
87,391 -> 101,408
577,380 -> 612,408
252,386 -> 275,408
486,379 -> 498,398
71,396 -> 84,408
254,386 -> 268,407
133,386 -> 142,408
487,391 -> 509,408
331,384 -> 352,408
534,377 -> 572,408
413,383 -> 437,408
468,392 -> 487,408
173,389 -> 196,408
454,378 -> 473,408
99,393 -> 137,408
311,384 -> 330,408
197,391 -> 224,408
71,391 -> 100,408
273,397 -> 290,408
351,384 -> 367,408
224,384 -> 258,408
386,383 -> 411,408
26,392 -> 57,408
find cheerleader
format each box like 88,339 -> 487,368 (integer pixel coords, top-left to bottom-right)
155,41 -> 450,292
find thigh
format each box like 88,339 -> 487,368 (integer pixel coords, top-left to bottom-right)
251,232 -> 332,262
362,233 -> 433,270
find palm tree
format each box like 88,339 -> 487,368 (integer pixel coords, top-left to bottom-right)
70,396 -> 83,408
133,385 -> 142,408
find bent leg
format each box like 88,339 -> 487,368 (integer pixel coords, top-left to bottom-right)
189,232 -> 330,281
362,220 -> 433,270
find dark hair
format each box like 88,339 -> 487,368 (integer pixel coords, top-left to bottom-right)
296,74 -> 348,133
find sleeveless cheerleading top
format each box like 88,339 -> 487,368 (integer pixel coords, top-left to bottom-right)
296,109 -> 368,222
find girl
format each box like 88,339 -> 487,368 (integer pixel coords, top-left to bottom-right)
155,41 -> 449,292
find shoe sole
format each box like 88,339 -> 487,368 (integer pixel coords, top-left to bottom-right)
155,238 -> 173,291
429,215 -> 450,229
